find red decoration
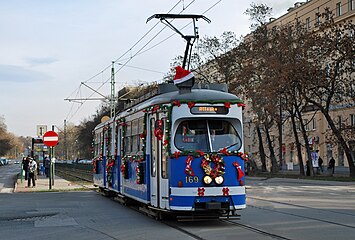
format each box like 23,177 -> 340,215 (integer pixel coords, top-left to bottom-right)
152,105 -> 160,113
120,163 -> 126,174
219,147 -> 230,156
237,103 -> 246,108
139,132 -> 146,139
185,155 -> 194,176
196,150 -> 204,157
154,128 -> 163,141
198,187 -> 205,196
163,139 -> 168,146
222,187 -> 229,196
201,154 -> 225,178
172,100 -> 181,107
224,102 -> 231,108
172,151 -> 180,159
233,161 -> 245,184
187,101 -> 195,108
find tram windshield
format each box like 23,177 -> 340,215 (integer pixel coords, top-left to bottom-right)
174,119 -> 242,152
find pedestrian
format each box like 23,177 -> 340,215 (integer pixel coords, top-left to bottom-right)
27,157 -> 37,188
306,160 -> 311,176
23,157 -> 30,180
328,157 -> 335,175
44,156 -> 50,178
318,156 -> 324,173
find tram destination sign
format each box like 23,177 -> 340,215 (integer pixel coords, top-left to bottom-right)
190,106 -> 229,115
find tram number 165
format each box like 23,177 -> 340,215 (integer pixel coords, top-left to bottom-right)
185,176 -> 199,183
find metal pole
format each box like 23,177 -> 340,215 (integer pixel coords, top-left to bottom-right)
49,146 -> 52,189
52,125 -> 55,186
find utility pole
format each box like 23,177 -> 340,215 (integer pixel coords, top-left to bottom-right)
110,61 -> 115,118
64,119 -> 67,160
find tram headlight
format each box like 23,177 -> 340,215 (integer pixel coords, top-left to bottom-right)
203,175 -> 213,185
214,176 -> 224,185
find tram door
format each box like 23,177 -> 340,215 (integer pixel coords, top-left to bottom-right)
149,112 -> 169,208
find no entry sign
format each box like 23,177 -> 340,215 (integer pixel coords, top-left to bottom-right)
42,131 -> 59,147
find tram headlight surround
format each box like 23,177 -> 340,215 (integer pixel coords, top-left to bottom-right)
214,176 -> 224,185
203,175 -> 213,185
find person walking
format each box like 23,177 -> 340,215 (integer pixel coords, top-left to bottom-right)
318,156 -> 324,173
23,157 -> 30,180
27,157 -> 37,188
328,157 -> 335,175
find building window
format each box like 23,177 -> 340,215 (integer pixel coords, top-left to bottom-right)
349,0 -> 354,11
336,2 -> 342,16
312,118 -> 317,130
316,8 -> 321,26
338,115 -> 342,129
350,114 -> 355,127
304,119 -> 309,131
306,17 -> 311,29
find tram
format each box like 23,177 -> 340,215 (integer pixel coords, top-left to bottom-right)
92,68 -> 247,219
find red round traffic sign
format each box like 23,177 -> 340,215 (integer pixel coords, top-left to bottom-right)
42,131 -> 59,147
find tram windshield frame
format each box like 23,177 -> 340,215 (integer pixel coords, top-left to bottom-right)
174,119 -> 242,152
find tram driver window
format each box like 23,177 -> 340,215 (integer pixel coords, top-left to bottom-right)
174,119 -> 242,152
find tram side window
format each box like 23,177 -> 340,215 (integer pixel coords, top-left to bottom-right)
161,117 -> 168,179
131,119 -> 139,153
150,118 -> 157,177
138,117 -> 144,152
124,122 -> 132,154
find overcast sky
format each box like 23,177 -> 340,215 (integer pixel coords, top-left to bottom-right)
0,0 -> 297,137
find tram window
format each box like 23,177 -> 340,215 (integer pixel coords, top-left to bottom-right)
161,117 -> 168,179
174,119 -> 242,152
175,120 -> 209,152
150,118 -> 157,177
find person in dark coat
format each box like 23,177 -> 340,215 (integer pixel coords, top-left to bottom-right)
318,157 -> 324,173
328,157 -> 335,174
22,157 -> 30,180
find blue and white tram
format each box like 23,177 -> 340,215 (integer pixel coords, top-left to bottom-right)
92,82 -> 247,219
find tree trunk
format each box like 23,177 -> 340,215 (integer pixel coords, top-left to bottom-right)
296,108 -> 315,176
265,126 -> 279,173
322,109 -> 355,178
256,126 -> 267,172
291,113 -> 305,176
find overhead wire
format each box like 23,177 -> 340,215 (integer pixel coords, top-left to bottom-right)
65,0 -> 224,122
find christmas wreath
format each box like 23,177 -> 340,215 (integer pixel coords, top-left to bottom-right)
201,154 -> 225,178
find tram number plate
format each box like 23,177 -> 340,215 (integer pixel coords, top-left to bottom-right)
185,176 -> 199,183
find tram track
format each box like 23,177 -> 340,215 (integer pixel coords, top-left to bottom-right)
248,197 -> 355,230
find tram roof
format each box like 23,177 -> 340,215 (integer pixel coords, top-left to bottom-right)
94,83 -> 242,129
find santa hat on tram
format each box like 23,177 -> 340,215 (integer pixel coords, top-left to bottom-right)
173,66 -> 194,85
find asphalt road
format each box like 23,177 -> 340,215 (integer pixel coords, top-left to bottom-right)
1,163 -> 355,240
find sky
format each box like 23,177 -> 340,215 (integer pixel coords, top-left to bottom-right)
0,0 -> 297,137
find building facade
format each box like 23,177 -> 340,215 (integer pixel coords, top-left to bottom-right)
244,0 -> 355,169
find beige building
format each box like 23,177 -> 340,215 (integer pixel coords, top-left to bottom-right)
244,0 -> 355,169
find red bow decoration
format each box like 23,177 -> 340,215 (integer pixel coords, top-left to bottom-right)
198,187 -> 205,196
219,148 -> 230,156
224,102 -> 231,108
152,105 -> 160,113
233,161 -> 245,181
163,139 -> 168,146
139,132 -> 146,139
172,151 -> 180,159
187,101 -> 195,108
237,103 -> 246,108
222,187 -> 229,196
172,100 -> 181,107
196,150 -> 205,157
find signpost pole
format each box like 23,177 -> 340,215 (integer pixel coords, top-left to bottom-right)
42,130 -> 59,190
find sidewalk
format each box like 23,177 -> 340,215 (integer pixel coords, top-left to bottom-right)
15,174 -> 95,193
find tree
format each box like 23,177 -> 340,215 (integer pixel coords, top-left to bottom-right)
300,16 -> 355,177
